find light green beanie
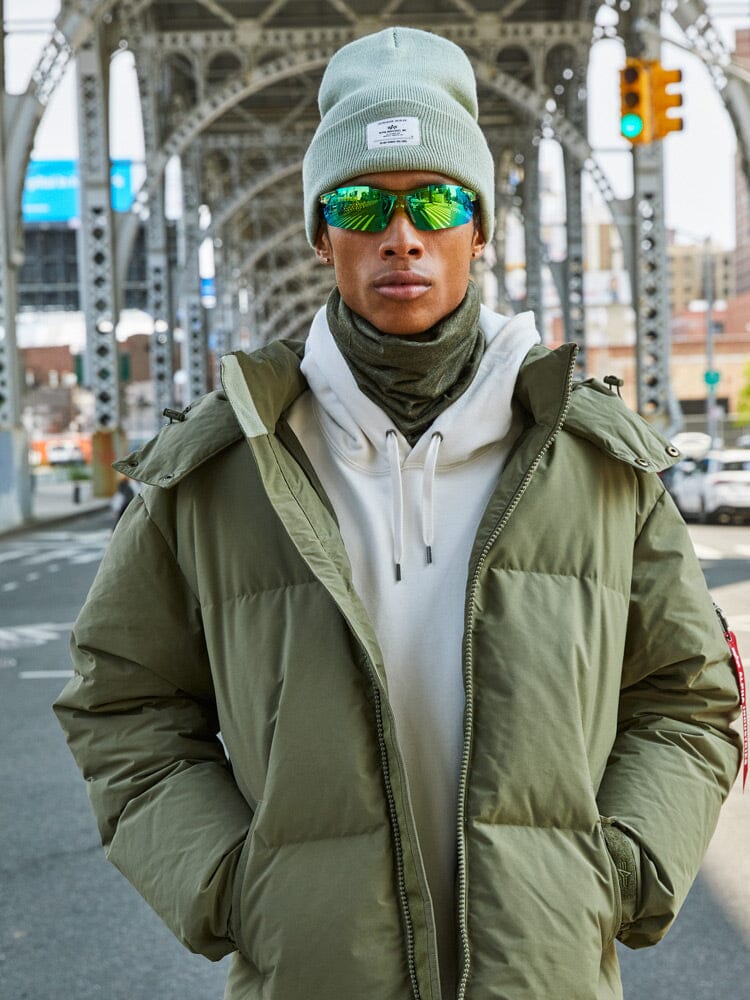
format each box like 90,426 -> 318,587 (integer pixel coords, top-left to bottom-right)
303,27 -> 495,245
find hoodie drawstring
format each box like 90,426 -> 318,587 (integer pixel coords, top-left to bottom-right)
386,431 -> 404,582
386,430 -> 443,580
422,433 -> 443,565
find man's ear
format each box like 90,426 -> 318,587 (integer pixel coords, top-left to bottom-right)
470,222 -> 486,260
314,225 -> 333,265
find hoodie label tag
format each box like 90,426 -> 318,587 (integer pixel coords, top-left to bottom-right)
367,117 -> 420,149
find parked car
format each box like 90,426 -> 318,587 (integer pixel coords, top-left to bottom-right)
670,448 -> 750,524
47,442 -> 85,466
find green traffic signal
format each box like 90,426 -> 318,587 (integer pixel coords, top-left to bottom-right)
621,113 -> 644,139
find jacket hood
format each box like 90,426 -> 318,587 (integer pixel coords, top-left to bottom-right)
514,344 -> 682,473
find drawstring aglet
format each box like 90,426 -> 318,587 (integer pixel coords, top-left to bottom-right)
426,545 -> 433,565
395,563 -> 402,583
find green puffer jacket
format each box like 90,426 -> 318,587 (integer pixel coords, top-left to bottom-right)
54,341 -> 741,1000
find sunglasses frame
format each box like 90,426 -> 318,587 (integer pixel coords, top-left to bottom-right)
319,183 -> 478,233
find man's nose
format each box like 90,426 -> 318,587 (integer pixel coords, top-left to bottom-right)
379,209 -> 425,258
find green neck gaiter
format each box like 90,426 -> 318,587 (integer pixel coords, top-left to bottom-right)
327,281 -> 484,446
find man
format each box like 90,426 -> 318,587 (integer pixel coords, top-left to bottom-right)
55,27 -> 741,1000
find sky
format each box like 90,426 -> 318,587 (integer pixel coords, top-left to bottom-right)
5,0 -> 749,250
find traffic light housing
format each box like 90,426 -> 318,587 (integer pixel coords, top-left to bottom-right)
620,58 -> 653,144
651,64 -> 683,139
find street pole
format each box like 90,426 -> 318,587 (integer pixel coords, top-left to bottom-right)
704,236 -> 718,446
0,0 -> 32,531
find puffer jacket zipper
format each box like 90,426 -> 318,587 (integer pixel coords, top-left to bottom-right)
372,686 -> 422,1000
240,421 -> 435,999
455,347 -> 578,999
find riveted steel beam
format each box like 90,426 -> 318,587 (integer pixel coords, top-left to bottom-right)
134,43 -> 176,425
207,237 -> 233,387
0,81 -> 19,431
177,147 -> 209,400
620,0 -> 678,434
238,221 -> 307,277
254,257 -> 321,315
206,159 -> 302,239
669,0 -> 750,192
76,30 -> 121,433
258,272 -> 334,345
520,141 -> 545,334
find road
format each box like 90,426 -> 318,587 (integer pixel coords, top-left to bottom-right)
1,512 -> 748,999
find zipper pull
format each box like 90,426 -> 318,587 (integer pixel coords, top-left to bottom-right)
715,604 -> 748,791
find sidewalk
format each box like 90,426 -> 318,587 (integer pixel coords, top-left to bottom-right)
4,472 -> 111,537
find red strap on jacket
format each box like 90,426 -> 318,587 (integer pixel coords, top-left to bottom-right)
724,629 -> 748,792
715,604 -> 748,792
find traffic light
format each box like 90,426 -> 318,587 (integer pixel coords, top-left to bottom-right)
620,58 -> 653,145
651,63 -> 683,139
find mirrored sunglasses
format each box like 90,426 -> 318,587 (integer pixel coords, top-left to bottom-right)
319,183 -> 478,233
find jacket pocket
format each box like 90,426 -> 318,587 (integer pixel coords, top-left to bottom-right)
600,816 -> 640,940
228,805 -> 261,949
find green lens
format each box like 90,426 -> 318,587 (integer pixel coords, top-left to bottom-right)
319,184 -> 477,233
406,185 -> 476,230
320,187 -> 394,232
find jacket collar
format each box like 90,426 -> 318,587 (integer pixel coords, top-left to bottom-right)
117,335 -> 679,488
514,342 -> 680,473
221,341 -> 307,438
114,340 -> 307,488
514,342 -> 578,429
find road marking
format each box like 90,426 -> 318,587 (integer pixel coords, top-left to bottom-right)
0,549 -> 26,564
0,622 -> 74,650
693,543 -> 723,560
19,670 -> 74,680
69,551 -> 107,564
1,581 -> 18,592
24,547 -> 81,566
25,571 -> 40,582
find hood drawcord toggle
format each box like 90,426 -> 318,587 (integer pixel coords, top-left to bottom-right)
386,430 -> 404,582
386,430 -> 444,581
422,432 -> 443,565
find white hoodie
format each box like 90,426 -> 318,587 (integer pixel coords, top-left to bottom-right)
286,302 -> 540,997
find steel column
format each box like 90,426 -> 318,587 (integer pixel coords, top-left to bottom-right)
562,148 -> 586,372
208,237 -> 233,387
178,148 -> 208,400
631,143 -> 674,428
0,217 -> 19,431
521,142 -> 544,335
621,1 -> 679,433
492,157 -> 515,315
136,49 -> 175,427
0,0 -> 30,528
76,28 -> 123,494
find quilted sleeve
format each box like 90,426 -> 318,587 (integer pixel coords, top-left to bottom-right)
597,486 -> 742,949
53,494 -> 252,959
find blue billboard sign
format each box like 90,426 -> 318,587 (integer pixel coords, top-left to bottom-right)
200,276 -> 216,305
22,159 -> 136,223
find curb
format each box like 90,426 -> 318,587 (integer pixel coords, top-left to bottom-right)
0,502 -> 111,540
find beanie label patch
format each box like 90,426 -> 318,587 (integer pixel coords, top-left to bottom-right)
366,117 -> 420,149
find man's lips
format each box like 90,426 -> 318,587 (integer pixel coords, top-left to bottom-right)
372,272 -> 432,300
